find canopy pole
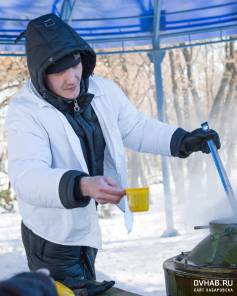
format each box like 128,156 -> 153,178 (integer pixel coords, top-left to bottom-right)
60,0 -> 78,23
152,0 -> 178,237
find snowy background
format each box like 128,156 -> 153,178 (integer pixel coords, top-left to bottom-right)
0,36 -> 236,296
0,182 -> 229,296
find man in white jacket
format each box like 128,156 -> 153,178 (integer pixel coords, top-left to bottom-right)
6,13 -> 220,292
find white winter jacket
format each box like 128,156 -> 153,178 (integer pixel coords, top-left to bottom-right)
6,75 -> 176,248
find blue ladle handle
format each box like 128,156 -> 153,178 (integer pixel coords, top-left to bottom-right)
201,122 -> 237,215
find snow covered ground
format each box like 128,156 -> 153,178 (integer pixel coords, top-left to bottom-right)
0,184 -> 223,295
97,208 -> 207,295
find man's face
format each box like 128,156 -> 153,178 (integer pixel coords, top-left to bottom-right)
45,62 -> 83,99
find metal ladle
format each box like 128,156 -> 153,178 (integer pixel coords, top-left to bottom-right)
201,121 -> 237,216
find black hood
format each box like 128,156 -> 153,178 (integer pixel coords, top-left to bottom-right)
25,13 -> 96,97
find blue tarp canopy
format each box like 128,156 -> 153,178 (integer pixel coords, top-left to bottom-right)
0,0 -> 237,53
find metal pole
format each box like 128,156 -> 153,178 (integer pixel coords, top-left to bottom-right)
152,0 -> 178,237
60,0 -> 78,24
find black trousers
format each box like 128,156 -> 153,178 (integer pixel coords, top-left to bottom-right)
21,222 -> 97,286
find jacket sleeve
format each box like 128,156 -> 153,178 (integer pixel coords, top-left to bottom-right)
59,170 -> 91,208
107,80 -> 178,156
6,104 -> 88,209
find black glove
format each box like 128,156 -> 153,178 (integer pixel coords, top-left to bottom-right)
64,279 -> 115,296
170,128 -> 221,158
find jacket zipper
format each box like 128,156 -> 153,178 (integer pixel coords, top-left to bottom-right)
74,99 -> 80,112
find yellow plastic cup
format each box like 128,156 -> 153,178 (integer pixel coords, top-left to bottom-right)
125,187 -> 149,212
54,281 -> 74,296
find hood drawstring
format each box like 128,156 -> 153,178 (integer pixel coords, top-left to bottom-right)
14,30 -> 26,44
